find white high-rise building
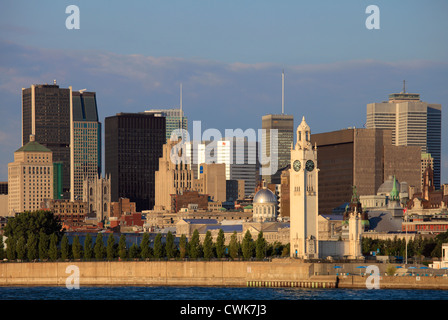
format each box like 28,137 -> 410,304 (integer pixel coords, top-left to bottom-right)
366,88 -> 442,189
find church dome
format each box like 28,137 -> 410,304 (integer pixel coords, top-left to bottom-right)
377,175 -> 399,195
253,188 -> 277,204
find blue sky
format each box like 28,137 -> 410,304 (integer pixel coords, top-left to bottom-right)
0,0 -> 447,183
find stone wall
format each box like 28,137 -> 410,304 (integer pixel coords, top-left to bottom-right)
0,260 -> 315,287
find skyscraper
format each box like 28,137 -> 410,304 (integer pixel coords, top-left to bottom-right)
145,108 -> 187,142
261,114 -> 294,184
261,71 -> 294,184
366,87 -> 442,189
105,113 -> 166,211
70,90 -> 101,201
8,135 -> 53,215
22,82 -> 71,197
311,128 -> 421,215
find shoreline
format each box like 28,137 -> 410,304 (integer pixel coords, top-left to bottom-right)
1,260 -> 447,290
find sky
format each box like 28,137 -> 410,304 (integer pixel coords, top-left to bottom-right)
0,0 -> 447,183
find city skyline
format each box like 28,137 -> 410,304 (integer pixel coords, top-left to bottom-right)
0,1 -> 447,184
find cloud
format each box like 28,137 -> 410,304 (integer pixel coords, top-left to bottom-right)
0,39 -> 447,182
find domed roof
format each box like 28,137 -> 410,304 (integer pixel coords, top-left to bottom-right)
253,188 -> 277,204
377,175 -> 399,195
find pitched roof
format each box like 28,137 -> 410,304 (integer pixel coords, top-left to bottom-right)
15,141 -> 52,153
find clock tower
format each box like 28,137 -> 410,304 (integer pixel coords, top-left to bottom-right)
290,116 -> 319,259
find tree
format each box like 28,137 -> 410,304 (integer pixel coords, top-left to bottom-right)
203,231 -> 214,260
16,236 -> 27,261
26,232 -> 39,261
6,237 -> 16,260
215,229 -> 225,259
140,233 -> 151,260
38,232 -> 49,260
255,231 -> 266,261
154,233 -> 164,259
94,233 -> 105,260
84,234 -> 93,260
242,230 -> 254,260
229,231 -> 239,260
118,234 -> 127,260
165,231 -> 176,259
4,210 -> 64,244
0,236 -> 5,260
72,236 -> 83,260
179,234 -> 187,259
106,233 -> 116,261
188,230 -> 200,259
60,234 -> 70,260
48,233 -> 59,261
129,243 -> 139,259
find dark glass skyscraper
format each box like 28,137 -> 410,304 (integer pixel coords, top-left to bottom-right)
22,83 -> 71,197
71,90 -> 101,201
105,113 -> 166,211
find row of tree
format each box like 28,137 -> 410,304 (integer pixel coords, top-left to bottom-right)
0,229 -> 290,262
0,210 -> 290,261
362,232 -> 448,260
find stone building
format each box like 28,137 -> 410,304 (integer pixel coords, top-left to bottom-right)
154,139 -> 195,211
8,135 -> 53,215
83,174 -> 111,222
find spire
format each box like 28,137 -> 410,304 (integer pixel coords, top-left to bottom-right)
390,175 -> 399,201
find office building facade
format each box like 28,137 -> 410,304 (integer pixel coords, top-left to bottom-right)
145,108 -> 187,142
8,135 -> 53,215
22,83 -> 71,197
311,128 -> 421,215
105,113 -> 166,212
366,90 -> 442,189
71,90 -> 101,201
261,114 -> 294,184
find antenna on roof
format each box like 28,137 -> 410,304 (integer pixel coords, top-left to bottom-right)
403,80 -> 406,93
282,70 -> 285,114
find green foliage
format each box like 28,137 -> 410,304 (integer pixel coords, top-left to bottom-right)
27,233 -> 39,261
72,236 -> 82,260
94,234 -> 105,260
0,236 -> 5,260
129,243 -> 139,259
154,233 -> 164,259
255,232 -> 266,261
215,229 -> 225,259
188,230 -> 200,259
242,230 -> 254,260
16,237 -> 26,260
106,234 -> 116,261
38,232 -> 49,260
140,233 -> 151,259
179,234 -> 187,259
48,234 -> 59,261
203,231 -> 214,260
229,231 -> 239,260
83,234 -> 93,260
118,234 -> 127,260
4,210 -> 64,244
6,237 -> 16,260
165,231 -> 176,259
60,234 -> 70,260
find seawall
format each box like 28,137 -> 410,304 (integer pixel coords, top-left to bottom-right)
0,260 -> 337,287
1,260 -> 448,289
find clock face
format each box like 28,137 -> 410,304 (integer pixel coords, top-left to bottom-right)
305,160 -> 315,172
293,160 -> 301,172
